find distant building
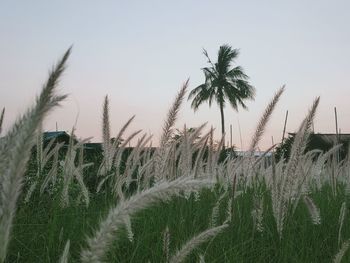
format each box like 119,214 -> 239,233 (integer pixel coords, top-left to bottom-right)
235,151 -> 272,157
288,132 -> 350,152
83,143 -> 103,150
43,131 -> 73,145
275,132 -> 350,161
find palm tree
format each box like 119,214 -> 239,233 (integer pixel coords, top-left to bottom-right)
188,45 -> 255,146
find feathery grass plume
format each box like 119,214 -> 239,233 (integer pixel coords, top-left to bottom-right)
122,133 -> 152,189
60,129 -> 93,208
249,86 -> 285,154
271,97 -> 320,238
163,226 -> 170,263
34,130 -> 61,197
178,125 -> 192,176
101,95 -> 111,175
0,107 -> 4,135
123,215 -> 134,243
37,138 -> 56,177
111,130 -> 141,196
198,254 -> 205,263
287,153 -> 315,208
169,223 -> 228,263
113,115 -> 135,147
209,136 -> 225,177
131,135 -> 153,177
253,144 -> 276,168
30,135 -> 65,200
338,202 -> 347,247
185,123 -> 207,149
193,135 -> 210,178
225,196 -> 233,223
251,196 -> 264,232
98,113 -> 136,179
165,143 -> 177,181
80,177 -> 214,263
283,97 -> 320,196
75,142 -> 93,206
303,195 -> 321,225
206,127 -> 214,175
59,240 -> 70,263
225,174 -> 237,223
96,174 -> 112,193
0,108 -> 4,131
160,79 -> 189,148
285,97 -> 320,180
40,142 -> 64,194
61,127 -> 78,207
98,96 -> 136,181
211,192 -> 227,227
154,80 -> 189,182
24,181 -> 38,204
334,239 -> 350,263
137,142 -> 155,190
59,227 -> 64,244
112,129 -> 142,173
177,124 -> 208,179
36,124 -> 43,177
0,48 -> 70,262
312,144 -> 342,178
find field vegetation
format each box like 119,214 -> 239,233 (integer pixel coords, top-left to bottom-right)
1,49 -> 350,262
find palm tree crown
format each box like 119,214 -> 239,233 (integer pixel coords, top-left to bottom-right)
188,44 -> 255,145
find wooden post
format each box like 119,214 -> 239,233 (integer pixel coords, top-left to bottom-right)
281,110 -> 288,144
334,107 -> 340,163
237,117 -> 243,152
230,124 -> 233,149
335,107 -> 339,143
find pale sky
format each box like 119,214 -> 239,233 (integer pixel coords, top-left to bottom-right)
1,0 -> 349,150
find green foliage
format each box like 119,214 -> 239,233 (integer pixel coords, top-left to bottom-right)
7,171 -> 350,262
275,133 -> 350,161
275,136 -> 294,161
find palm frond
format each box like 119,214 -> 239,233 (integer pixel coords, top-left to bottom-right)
227,66 -> 249,80
217,45 -> 239,73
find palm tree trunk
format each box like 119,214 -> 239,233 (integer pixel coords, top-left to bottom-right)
219,103 -> 225,149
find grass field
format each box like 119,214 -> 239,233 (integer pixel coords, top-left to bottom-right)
2,49 -> 350,263
7,180 -> 350,262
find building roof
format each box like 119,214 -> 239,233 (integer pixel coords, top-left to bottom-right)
43,131 -> 69,141
83,143 -> 102,150
235,151 -> 272,157
288,133 -> 350,144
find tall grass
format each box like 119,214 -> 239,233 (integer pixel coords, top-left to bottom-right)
2,50 -> 350,262
0,48 -> 70,262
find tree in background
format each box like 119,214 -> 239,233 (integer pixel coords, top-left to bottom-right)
188,45 -> 255,147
